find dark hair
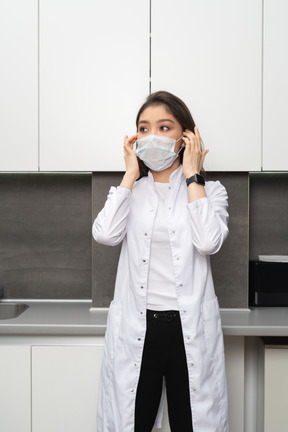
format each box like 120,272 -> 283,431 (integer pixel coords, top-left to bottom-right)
135,91 -> 205,179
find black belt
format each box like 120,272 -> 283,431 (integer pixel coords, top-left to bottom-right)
147,309 -> 180,322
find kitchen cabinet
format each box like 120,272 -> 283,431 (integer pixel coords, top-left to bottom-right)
264,345 -> 288,432
32,345 -> 104,432
39,0 -> 149,171
0,346 -> 31,432
0,0 -> 38,171
262,0 -> 288,171
151,0 -> 262,172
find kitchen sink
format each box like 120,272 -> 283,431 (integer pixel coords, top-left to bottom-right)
0,302 -> 29,320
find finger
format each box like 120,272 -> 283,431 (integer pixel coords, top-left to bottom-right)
200,149 -> 209,166
194,127 -> 202,150
127,133 -> 138,143
183,129 -> 195,140
125,134 -> 138,150
184,130 -> 199,149
182,135 -> 191,150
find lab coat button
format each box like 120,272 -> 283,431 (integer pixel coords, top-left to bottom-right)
168,207 -> 171,210
143,259 -> 146,263
138,338 -> 141,341
144,233 -> 148,236
193,388 -> 196,392
191,363 -> 195,367
140,285 -> 144,289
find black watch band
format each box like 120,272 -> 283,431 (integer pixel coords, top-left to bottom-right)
186,174 -> 205,187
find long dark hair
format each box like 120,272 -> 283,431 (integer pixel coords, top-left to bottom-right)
135,91 -> 205,179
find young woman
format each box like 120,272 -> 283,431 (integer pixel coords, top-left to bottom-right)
93,91 -> 229,432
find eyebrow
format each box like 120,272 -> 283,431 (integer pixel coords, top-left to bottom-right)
138,119 -> 175,125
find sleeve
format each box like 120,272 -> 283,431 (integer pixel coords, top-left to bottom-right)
92,186 -> 131,246
187,180 -> 229,255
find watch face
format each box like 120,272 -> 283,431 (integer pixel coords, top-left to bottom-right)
195,174 -> 205,185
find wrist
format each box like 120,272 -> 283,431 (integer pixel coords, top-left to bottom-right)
120,172 -> 138,190
124,171 -> 139,182
184,171 -> 199,179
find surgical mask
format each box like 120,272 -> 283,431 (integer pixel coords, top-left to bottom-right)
134,134 -> 183,171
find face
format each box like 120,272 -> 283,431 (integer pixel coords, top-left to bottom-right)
137,105 -> 183,153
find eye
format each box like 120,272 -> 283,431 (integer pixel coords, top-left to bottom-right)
160,125 -> 170,132
138,126 -> 148,133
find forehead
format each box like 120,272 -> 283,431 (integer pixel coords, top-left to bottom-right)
138,104 -> 175,123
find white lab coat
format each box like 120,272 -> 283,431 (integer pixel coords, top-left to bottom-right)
93,166 -> 229,432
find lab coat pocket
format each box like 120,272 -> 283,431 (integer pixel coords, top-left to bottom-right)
105,301 -> 122,360
202,296 -> 224,357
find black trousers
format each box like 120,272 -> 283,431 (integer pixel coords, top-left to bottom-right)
134,310 -> 193,432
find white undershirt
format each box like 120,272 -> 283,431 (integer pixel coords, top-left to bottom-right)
146,182 -> 179,311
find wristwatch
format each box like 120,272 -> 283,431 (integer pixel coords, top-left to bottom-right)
186,174 -> 205,187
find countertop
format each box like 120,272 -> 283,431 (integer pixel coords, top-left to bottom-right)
1,300 -> 288,337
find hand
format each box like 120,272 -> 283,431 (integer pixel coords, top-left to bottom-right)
181,127 -> 209,179
120,134 -> 140,189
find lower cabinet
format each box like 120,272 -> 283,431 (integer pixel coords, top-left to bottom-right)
264,345 -> 288,432
32,345 -> 104,432
0,337 -> 249,432
0,346 -> 31,432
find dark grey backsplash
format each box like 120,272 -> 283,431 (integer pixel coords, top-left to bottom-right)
249,172 -> 288,260
1,171 -> 286,307
208,173 -> 249,308
0,173 -> 92,299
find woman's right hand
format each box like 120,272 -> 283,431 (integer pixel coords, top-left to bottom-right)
120,134 -> 140,190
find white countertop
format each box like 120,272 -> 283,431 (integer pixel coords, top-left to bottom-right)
0,300 -> 108,336
1,300 -> 288,337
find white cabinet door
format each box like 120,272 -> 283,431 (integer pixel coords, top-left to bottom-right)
264,346 -> 288,432
0,346 -> 31,432
39,0 -> 149,172
32,345 -> 104,432
0,0 -> 38,171
263,0 -> 288,171
151,0 -> 262,172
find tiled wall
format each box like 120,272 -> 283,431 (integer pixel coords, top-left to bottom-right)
2,171 -> 286,307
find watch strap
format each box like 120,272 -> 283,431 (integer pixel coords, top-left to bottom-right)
186,174 -> 205,187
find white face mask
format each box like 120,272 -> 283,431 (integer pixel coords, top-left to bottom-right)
134,134 -> 183,171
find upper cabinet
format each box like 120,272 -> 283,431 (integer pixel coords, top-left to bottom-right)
39,0 -> 149,171
262,0 -> 288,171
1,1 -> 287,172
0,0 -> 38,171
151,0 -> 262,172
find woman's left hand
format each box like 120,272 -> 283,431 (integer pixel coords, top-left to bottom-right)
181,127 -> 209,179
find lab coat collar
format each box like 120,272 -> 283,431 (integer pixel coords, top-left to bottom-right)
147,165 -> 183,185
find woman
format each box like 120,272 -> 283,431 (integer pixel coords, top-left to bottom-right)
93,91 -> 229,432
